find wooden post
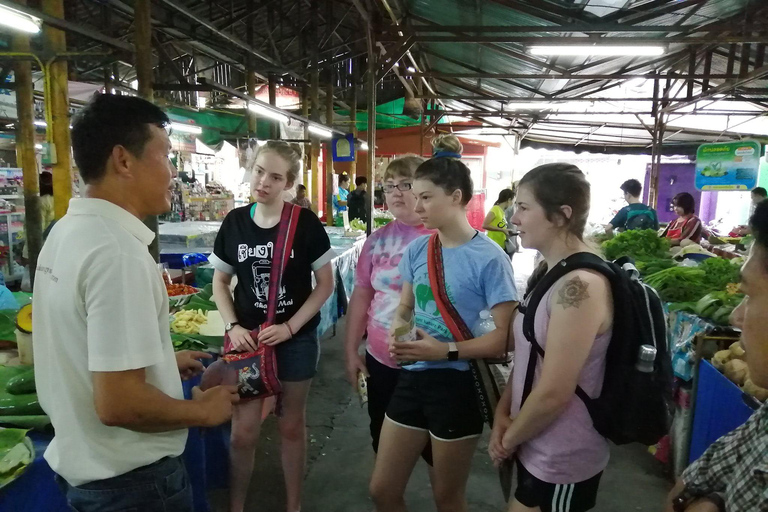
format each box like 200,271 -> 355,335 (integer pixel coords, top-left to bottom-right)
14,2 -> 42,287
301,84 -> 311,191
349,58 -> 358,181
365,29 -> 376,236
134,0 -> 159,261
325,79 -> 334,227
42,0 -> 72,221
268,73 -> 278,139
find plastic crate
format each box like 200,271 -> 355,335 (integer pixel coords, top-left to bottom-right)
688,360 -> 759,464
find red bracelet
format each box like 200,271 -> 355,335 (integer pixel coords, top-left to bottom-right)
284,323 -> 294,338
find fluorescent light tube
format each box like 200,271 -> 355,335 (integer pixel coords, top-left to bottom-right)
529,45 -> 665,57
0,5 -> 40,34
308,125 -> 333,139
170,122 -> 202,135
360,142 -> 369,151
33,120 -> 46,127
248,103 -> 289,124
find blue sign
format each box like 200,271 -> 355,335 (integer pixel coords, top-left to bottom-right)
332,134 -> 355,162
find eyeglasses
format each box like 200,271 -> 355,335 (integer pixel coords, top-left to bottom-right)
383,182 -> 413,193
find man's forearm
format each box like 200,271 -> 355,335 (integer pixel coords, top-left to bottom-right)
100,381 -> 208,432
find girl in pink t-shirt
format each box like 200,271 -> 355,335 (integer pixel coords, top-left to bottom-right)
344,155 -> 432,457
490,163 -> 614,512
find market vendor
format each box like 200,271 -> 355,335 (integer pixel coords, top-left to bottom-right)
666,199 -> 768,512
731,187 -> 766,237
333,173 -> 350,215
32,94 -> 239,512
662,192 -> 703,246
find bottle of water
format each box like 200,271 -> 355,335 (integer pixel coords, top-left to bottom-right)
473,310 -> 496,337
635,345 -> 657,373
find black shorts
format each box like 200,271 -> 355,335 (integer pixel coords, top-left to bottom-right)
515,459 -> 602,512
385,367 -> 483,441
365,352 -> 433,464
275,331 -> 319,382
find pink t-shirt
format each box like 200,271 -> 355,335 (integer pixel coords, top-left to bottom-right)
355,220 -> 432,368
510,282 -> 612,484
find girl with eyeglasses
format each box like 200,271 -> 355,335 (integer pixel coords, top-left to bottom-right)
345,155 -> 434,464
369,147 -> 518,512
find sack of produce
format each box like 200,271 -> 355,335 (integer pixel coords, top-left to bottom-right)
743,378 -> 768,402
711,350 -> 731,371
723,359 -> 749,386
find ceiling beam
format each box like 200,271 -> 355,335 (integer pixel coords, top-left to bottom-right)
409,72 -> 733,80
662,63 -> 768,113
411,35 -> 768,45
403,24 -> 746,34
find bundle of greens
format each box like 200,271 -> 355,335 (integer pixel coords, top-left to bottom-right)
635,258 -> 676,277
692,291 -> 744,325
698,256 -> 741,290
0,428 -> 33,489
644,267 -> 709,303
602,229 -> 670,262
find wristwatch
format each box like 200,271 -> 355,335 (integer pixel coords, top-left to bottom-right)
673,488 -> 725,512
225,322 -> 239,332
447,342 -> 459,361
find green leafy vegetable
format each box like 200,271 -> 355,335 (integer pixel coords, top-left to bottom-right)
602,229 -> 670,261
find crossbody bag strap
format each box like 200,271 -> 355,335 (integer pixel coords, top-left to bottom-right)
265,203 -> 301,326
426,233 -> 496,426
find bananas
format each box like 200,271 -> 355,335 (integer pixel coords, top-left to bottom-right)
171,309 -> 209,334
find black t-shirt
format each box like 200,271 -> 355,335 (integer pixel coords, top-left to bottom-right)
347,188 -> 368,223
210,204 -> 334,335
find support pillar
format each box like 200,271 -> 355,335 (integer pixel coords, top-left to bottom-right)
14,2 -> 42,287
349,60 -> 358,181
301,84 -> 310,190
268,73 -> 278,139
365,29 -> 376,236
42,0 -> 72,221
134,0 -> 159,261
325,79 -> 334,227
310,69 -> 320,217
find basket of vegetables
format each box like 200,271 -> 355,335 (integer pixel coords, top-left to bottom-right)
167,283 -> 201,308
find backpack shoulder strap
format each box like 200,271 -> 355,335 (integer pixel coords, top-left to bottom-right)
520,253 -> 616,408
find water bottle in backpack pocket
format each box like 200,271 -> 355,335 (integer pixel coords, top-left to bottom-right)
520,253 -> 673,446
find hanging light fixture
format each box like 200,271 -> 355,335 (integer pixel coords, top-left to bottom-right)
0,5 -> 40,34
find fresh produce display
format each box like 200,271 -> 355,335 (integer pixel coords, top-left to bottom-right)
171,334 -> 209,352
5,370 -> 35,395
15,304 -> 31,334
698,256 -> 741,290
349,219 -> 366,232
711,342 -> 767,401
166,283 -> 199,297
602,229 -> 670,261
181,284 -> 217,312
689,292 -> 744,325
0,365 -> 48,429
0,395 -> 43,417
644,267 -> 709,303
0,428 -> 33,489
171,309 -> 208,334
635,258 -> 676,277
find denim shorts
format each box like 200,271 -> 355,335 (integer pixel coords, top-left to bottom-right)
55,456 -> 192,512
275,330 -> 320,382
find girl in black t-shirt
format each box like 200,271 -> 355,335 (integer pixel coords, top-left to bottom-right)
209,141 -> 335,512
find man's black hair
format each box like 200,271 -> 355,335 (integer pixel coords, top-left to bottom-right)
71,93 -> 169,184
620,179 -> 642,198
355,176 -> 367,187
752,187 -> 767,198
297,184 -> 307,191
750,199 -> 768,253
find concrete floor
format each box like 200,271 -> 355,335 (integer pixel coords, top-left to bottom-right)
209,322 -> 672,512
210,251 -> 672,511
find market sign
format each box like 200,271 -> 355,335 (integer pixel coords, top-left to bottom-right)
332,133 -> 355,162
695,140 -> 761,191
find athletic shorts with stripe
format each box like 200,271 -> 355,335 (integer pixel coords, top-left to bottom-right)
385,367 -> 484,441
515,459 -> 602,512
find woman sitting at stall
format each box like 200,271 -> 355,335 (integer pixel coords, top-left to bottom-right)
662,192 -> 703,246
209,141 -> 335,512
